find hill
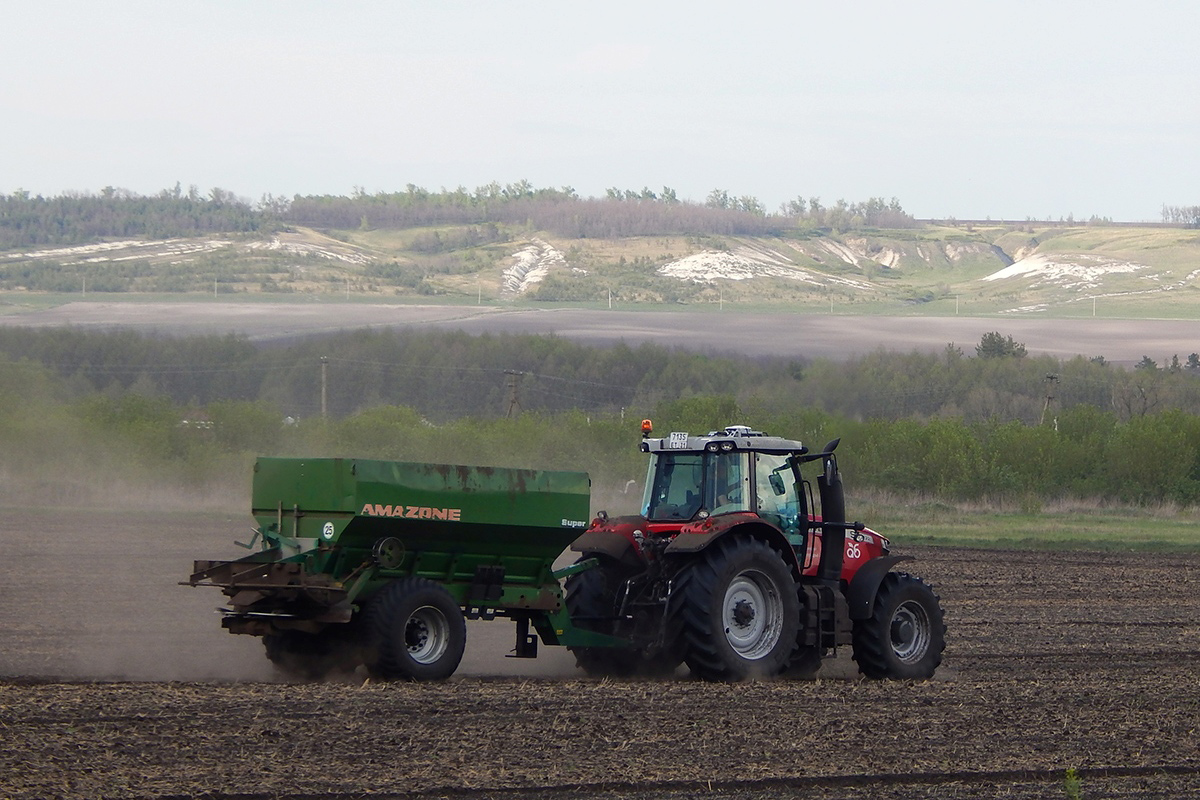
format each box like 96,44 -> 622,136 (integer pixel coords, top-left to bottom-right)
333,222 -> 1200,317
1,188 -> 1197,317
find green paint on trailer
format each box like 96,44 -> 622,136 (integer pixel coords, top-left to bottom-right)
250,457 -> 591,590
188,456 -> 618,672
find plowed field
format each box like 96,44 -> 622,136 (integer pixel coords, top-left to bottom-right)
2,510 -> 1198,799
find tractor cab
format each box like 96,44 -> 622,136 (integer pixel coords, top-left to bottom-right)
640,423 -> 806,537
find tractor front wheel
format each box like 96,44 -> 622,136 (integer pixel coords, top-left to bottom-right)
852,571 -> 945,680
364,577 -> 467,681
672,537 -> 799,681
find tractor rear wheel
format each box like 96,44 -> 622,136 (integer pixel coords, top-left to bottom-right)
364,577 -> 466,681
263,628 -> 359,681
565,556 -> 679,677
852,571 -> 945,679
672,537 -> 799,681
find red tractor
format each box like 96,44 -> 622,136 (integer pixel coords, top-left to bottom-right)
564,422 -> 945,681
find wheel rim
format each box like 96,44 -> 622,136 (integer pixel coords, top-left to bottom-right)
722,569 -> 784,660
890,599 -> 932,663
405,605 -> 450,664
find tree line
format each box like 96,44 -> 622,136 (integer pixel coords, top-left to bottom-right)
6,185 -> 1197,253
2,325 -> 1200,507
1,326 -> 1199,425
1161,204 -> 1200,227
0,185 -> 272,248
5,348 -> 1200,508
1,183 -> 917,249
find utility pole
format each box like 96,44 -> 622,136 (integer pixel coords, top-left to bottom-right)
1040,373 -> 1059,427
504,370 -> 524,417
320,356 -> 328,419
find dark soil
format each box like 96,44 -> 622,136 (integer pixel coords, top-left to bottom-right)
2,511 -> 1198,799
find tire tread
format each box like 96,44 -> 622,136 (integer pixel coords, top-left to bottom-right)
364,576 -> 466,681
851,571 -> 945,680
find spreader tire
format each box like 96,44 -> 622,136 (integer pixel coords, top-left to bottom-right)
852,571 -> 945,680
672,536 -> 799,681
565,557 -> 678,677
364,577 -> 466,681
263,629 -> 359,681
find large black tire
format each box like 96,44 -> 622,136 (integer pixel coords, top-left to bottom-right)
363,577 -> 466,681
852,571 -> 946,680
565,557 -> 679,677
263,628 -> 360,681
671,537 -> 800,682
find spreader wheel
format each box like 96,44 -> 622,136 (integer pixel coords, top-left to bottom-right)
364,576 -> 466,681
671,536 -> 799,681
565,556 -> 679,677
852,571 -> 945,680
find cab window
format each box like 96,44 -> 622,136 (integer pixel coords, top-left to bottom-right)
755,452 -> 801,534
642,451 -> 750,520
706,452 -> 750,515
643,453 -> 705,520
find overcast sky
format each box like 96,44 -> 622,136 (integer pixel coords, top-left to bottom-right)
2,1 -> 1196,221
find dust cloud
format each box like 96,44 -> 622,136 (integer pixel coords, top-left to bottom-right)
0,504 -> 598,682
0,507 -> 274,682
0,467 -> 672,683
0,447 -> 610,682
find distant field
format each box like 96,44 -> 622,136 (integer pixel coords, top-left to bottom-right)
1,299 -> 1197,366
860,500 -> 1200,551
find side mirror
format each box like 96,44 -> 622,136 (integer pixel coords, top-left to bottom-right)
768,472 -> 786,496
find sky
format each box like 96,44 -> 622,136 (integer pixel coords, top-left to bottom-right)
2,1 -> 1197,222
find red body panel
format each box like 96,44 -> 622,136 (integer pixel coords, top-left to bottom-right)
583,513 -> 889,583
800,522 -> 890,582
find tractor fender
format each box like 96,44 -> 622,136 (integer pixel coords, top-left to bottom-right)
664,514 -> 801,574
569,515 -> 648,569
845,555 -> 915,620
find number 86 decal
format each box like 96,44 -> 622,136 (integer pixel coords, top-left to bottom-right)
845,541 -> 862,560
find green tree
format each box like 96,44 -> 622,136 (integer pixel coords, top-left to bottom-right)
736,196 -> 765,215
208,400 -> 284,453
1101,412 -> 1194,503
976,332 -> 1028,359
705,189 -> 732,210
653,395 -> 740,435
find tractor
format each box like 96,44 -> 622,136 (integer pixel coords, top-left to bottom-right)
564,421 -> 945,680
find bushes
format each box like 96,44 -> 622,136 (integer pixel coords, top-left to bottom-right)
6,326 -> 1200,508
8,369 -> 1200,507
838,411 -> 1200,506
